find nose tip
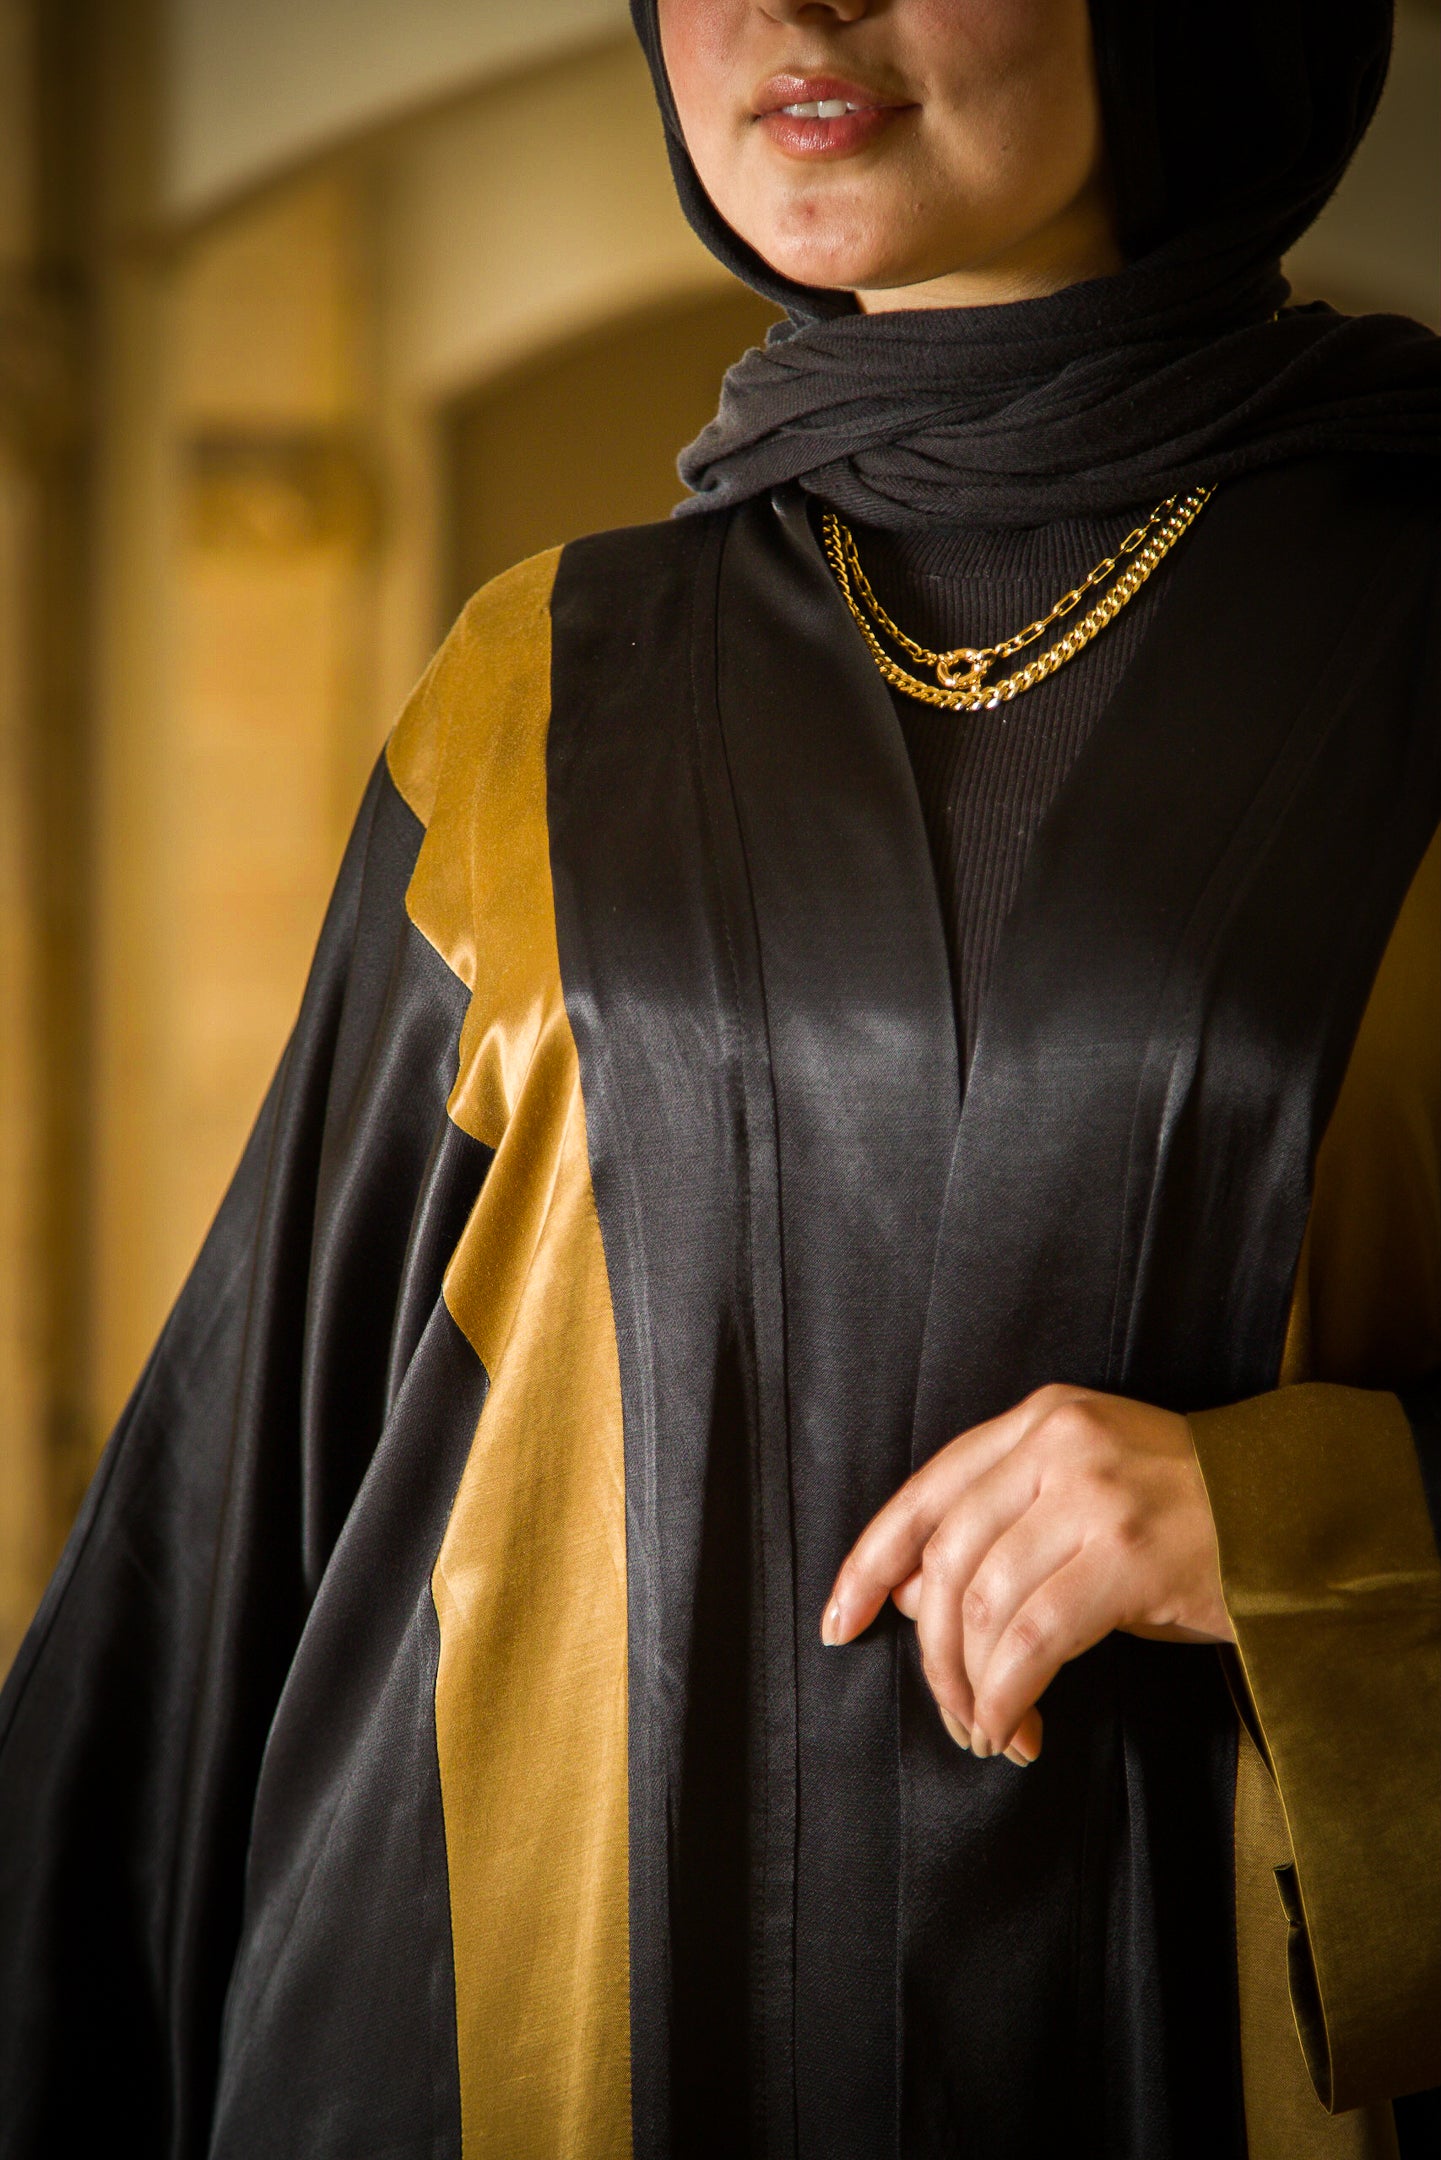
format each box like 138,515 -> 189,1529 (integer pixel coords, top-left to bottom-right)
764,0 -> 873,24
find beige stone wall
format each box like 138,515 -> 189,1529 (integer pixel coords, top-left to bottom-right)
0,0 -> 103,1664
0,0 -> 45,1664
0,0 -> 147,1659
88,38 -> 742,1452
1,24 -> 758,1661
364,34 -> 737,721
93,174 -> 378,1426
165,0 -> 630,219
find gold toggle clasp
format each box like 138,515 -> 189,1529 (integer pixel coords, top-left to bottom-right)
936,647 -> 992,694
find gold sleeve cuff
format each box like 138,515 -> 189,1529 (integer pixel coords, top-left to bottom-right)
1189,1383 -> 1441,2110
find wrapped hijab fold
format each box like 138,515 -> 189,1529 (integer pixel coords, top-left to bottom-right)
629,0 -> 1441,526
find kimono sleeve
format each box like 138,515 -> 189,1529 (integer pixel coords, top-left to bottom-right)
1189,1383 -> 1441,2113
0,741 -> 480,2159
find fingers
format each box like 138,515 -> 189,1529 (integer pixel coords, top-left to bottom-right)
939,1707 -> 972,1751
823,1386 -> 1078,1644
969,1548 -> 1124,1757
916,1495 -> 1083,1745
821,1383 -> 1217,1774
902,1542 -> 1046,1765
891,1569 -> 922,1621
1000,1704 -> 1043,1767
942,1699 -> 1044,1768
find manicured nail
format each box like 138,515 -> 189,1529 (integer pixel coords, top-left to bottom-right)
821,1601 -> 843,1647
940,1709 -> 971,1752
970,1731 -> 993,1759
1003,1742 -> 1034,1768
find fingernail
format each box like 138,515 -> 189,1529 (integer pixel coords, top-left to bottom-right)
940,1709 -> 971,1752
1003,1743 -> 1034,1768
970,1731 -> 993,1759
821,1601 -> 843,1647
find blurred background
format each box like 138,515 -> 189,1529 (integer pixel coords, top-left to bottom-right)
0,0 -> 1437,1668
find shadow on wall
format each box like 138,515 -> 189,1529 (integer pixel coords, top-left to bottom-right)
443,287 -> 779,621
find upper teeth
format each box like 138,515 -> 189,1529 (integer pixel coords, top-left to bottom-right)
782,99 -> 858,119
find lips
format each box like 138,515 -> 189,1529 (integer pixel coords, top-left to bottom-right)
753,73 -> 913,159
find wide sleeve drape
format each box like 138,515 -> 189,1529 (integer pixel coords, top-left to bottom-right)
0,747 -> 484,2158
1189,824 -> 1441,2126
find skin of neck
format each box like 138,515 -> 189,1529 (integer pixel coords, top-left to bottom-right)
855,175 -> 1123,313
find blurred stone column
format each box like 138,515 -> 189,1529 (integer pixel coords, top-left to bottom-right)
0,0 -> 48,1666
0,0 -> 113,1664
89,170 -> 378,1433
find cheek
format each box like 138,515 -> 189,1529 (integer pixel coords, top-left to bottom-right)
656,0 -> 750,169
904,0 -> 1089,57
909,0 -> 1098,121
920,2 -> 1103,194
656,0 -> 719,101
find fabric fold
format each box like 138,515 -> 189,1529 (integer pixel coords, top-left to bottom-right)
1190,1384 -> 1441,2109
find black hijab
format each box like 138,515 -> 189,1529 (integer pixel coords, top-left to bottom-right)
630,0 -> 1441,527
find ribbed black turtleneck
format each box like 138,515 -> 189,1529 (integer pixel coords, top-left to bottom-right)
846,511 -> 1166,1067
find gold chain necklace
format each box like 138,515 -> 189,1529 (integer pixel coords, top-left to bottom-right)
822,484 -> 1213,712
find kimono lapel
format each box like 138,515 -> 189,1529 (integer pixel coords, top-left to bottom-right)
897,457 -> 1441,2158
549,491 -> 959,2160
714,491 -> 959,2160
549,513 -> 760,2160
913,457 -> 1441,1456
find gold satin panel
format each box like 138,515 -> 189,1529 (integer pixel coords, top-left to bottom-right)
1191,826 -> 1441,2142
387,555 -> 633,2159
1285,826 -> 1441,1393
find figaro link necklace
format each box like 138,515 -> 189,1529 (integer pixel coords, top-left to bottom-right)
822,484 -> 1213,712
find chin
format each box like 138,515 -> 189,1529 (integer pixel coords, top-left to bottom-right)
760,252 -> 874,294
747,183 -> 951,298
725,168 -> 894,293
752,221 -> 905,297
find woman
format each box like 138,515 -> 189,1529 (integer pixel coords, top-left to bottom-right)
1,1 -> 1438,2155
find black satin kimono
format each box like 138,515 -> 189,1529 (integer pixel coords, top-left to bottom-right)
2,456 -> 1439,2160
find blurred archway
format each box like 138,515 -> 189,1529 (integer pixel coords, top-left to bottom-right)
444,288 -> 776,621
0,19 -> 775,1663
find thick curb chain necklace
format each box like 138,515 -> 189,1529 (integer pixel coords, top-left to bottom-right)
821,484 -> 1214,712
